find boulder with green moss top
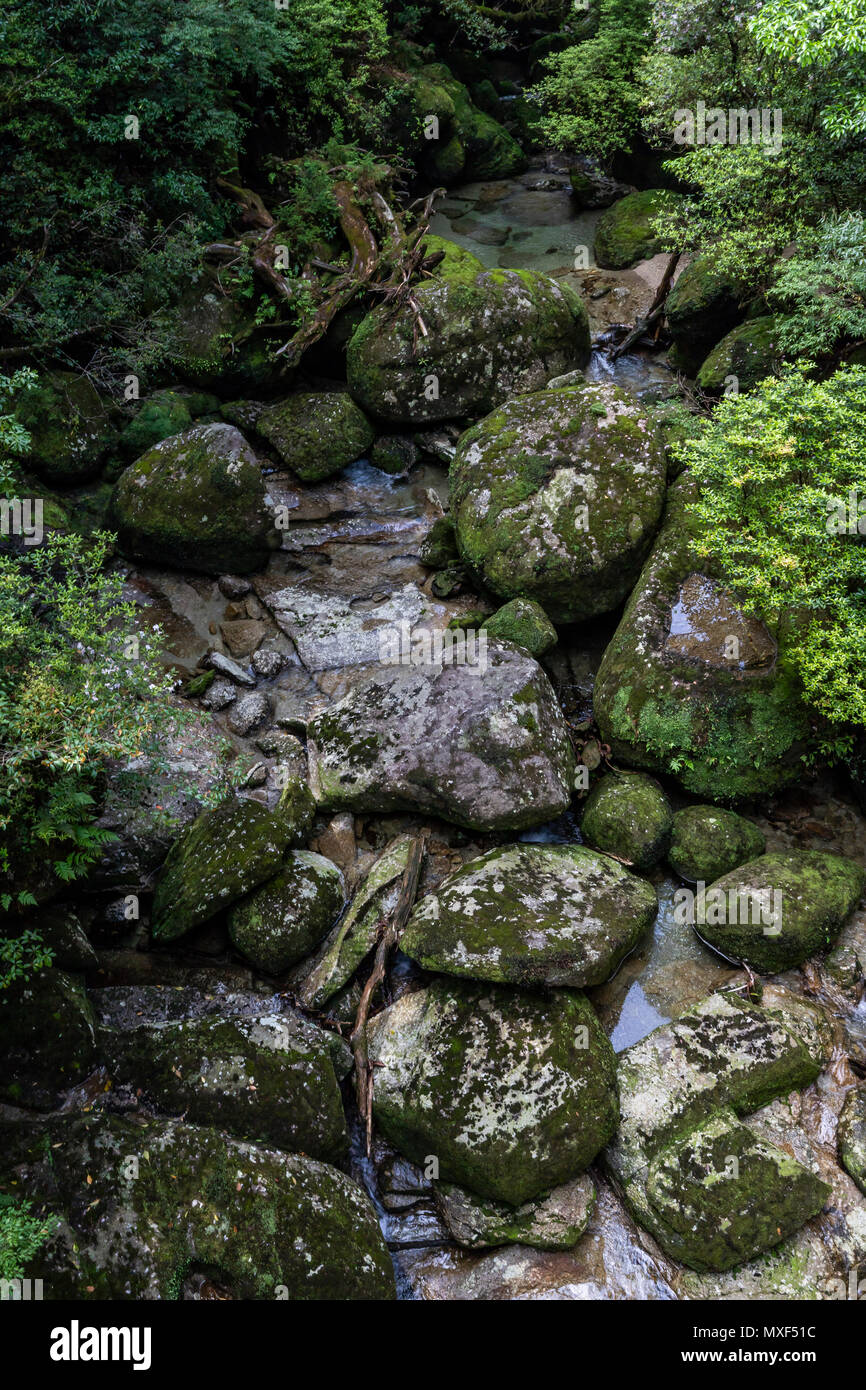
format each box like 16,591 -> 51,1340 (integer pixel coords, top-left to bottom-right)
593,476 -> 812,799
605,988 -> 833,1270
256,392 -> 375,481
580,771 -> 672,871
0,1112 -> 395,1299
306,641 -> 574,832
593,190 -> 681,269
419,515 -> 460,568
402,842 -> 656,987
837,1085 -> 866,1195
227,850 -> 345,975
696,850 -> 864,973
151,785 -> 314,942
102,1011 -> 350,1161
119,390 -> 193,457
435,1172 -> 596,1250
0,970 -> 98,1108
665,255 -> 745,374
159,280 -> 281,393
109,422 -> 279,574
483,598 -> 557,656
696,315 -> 783,394
669,804 -> 765,883
411,63 -> 526,183
368,979 -> 617,1205
347,244 -> 590,424
13,371 -> 116,483
293,835 -> 413,1008
450,383 -> 666,623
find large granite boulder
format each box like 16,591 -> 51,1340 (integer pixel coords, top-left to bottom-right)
227,850 -> 345,975
593,190 -> 680,269
665,255 -> 744,374
449,383 -> 667,623
696,315 -> 783,394
401,842 -> 657,987
256,392 -> 375,482
306,641 -> 575,832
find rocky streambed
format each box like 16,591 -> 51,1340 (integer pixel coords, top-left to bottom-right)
3,157 -> 866,1302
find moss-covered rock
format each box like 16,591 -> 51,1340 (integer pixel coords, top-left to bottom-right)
103,1011 -> 349,1161
668,804 -> 766,883
347,250 -> 590,424
696,315 -> 783,394
435,1172 -> 596,1251
837,1084 -> 866,1195
696,850 -> 865,974
402,842 -> 657,988
665,255 -> 745,374
419,515 -> 460,568
119,389 -> 194,457
151,790 -> 313,942
594,190 -> 681,270
306,641 -> 575,832
13,371 -> 116,483
0,1112 -> 395,1299
411,62 -> 527,183
593,477 -> 811,799
159,281 -> 281,394
483,598 -> 557,656
227,850 -> 345,974
256,392 -> 374,481
645,1108 -> 830,1272
450,383 -> 667,623
580,771 -> 672,871
369,433 -> 418,474
293,836 -> 413,1008
368,979 -> 618,1205
0,970 -> 97,1108
109,422 -> 279,574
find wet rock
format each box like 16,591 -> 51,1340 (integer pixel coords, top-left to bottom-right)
204,650 -> 256,686
367,979 -> 618,1205
0,1113 -> 395,1299
103,1011 -> 349,1160
13,371 -> 116,483
266,581 -> 441,673
430,565 -> 465,597
697,850 -> 865,974
201,676 -> 236,710
483,598 -> 557,656
569,162 -> 635,210
307,641 -> 574,832
370,434 -> 419,474
347,239 -> 589,424
837,1084 -> 866,1194
696,315 -> 782,393
435,1172 -> 596,1250
227,850 -> 345,974
151,786 -> 314,942
218,574 -> 253,599
293,835 -> 413,1008
593,190 -> 681,270
220,618 -> 267,658
0,970 -> 98,1107
227,690 -> 271,736
419,516 -> 460,568
581,771 -> 672,871
257,392 -> 375,482
109,423 -> 279,574
593,477 -> 811,799
665,255 -> 744,374
450,383 -> 666,623
250,648 -> 284,679
668,805 -> 766,883
401,842 -> 657,988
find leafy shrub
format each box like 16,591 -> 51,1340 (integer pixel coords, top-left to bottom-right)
769,213 -> 866,364
0,1197 -> 56,1281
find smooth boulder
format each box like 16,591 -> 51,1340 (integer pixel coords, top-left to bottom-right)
668,804 -> 765,883
580,771 -> 672,871
256,392 -> 374,481
227,850 -> 345,974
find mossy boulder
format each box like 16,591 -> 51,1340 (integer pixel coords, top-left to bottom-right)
645,1108 -> 830,1272
347,252 -> 590,424
368,979 -> 618,1205
668,805 -> 766,883
450,383 -> 667,623
227,850 -> 345,974
0,1112 -> 395,1299
593,477 -> 812,799
837,1085 -> 866,1195
103,1011 -> 349,1161
696,316 -> 783,394
593,190 -> 680,270
109,422 -> 279,574
256,392 -> 375,482
402,842 -> 657,988
665,255 -> 745,374
160,281 -> 281,393
0,970 -> 98,1108
419,515 -> 460,568
306,641 -> 575,833
151,787 -> 314,942
696,850 -> 865,974
580,771 -> 673,871
435,1172 -> 596,1251
411,62 -> 526,183
13,371 -> 116,483
119,389 -> 193,457
483,598 -> 557,656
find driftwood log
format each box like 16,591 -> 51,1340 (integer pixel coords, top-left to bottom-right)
610,251 -> 680,360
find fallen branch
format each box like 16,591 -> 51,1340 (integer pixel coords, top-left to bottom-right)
611,251 -> 680,360
350,833 -> 426,1156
